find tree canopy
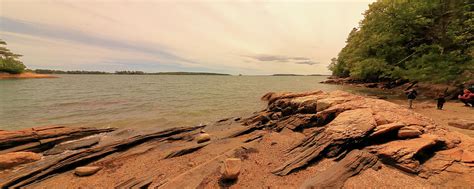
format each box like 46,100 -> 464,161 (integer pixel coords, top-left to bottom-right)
0,39 -> 26,74
330,0 -> 473,84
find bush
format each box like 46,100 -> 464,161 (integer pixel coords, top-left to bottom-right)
0,57 -> 26,74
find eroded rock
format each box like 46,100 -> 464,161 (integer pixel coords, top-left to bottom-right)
300,150 -> 378,189
0,152 -> 41,170
368,135 -> 444,173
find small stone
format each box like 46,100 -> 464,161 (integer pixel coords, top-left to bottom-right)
74,166 -> 101,176
221,158 -> 242,180
195,133 -> 211,143
0,152 -> 42,170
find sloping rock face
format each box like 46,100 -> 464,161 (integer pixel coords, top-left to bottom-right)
1,90 -> 473,188
239,90 -> 473,185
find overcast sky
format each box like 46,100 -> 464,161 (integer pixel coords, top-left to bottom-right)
1,0 -> 374,75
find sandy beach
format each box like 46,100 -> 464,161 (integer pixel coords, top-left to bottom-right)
0,72 -> 57,79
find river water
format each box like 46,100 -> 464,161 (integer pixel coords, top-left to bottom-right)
0,75 -> 396,130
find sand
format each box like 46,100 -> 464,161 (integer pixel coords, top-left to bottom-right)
389,99 -> 474,137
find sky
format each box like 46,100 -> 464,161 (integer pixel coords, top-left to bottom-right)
0,0 -> 375,75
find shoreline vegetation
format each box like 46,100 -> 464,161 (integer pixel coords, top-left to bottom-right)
326,1 -> 473,88
1,90 -> 473,188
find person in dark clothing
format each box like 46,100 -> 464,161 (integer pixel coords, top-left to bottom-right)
405,88 -> 418,109
435,93 -> 446,110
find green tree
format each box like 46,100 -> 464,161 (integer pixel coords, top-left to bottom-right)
331,0 -> 474,84
0,39 -> 26,74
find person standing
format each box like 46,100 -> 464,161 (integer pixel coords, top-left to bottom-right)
436,93 -> 446,110
405,87 -> 418,109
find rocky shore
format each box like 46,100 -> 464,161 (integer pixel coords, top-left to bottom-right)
1,90 -> 473,188
0,72 -> 57,79
321,77 -> 474,100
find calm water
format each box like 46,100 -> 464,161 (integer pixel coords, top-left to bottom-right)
0,75 -> 394,130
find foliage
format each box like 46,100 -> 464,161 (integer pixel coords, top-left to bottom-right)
0,39 -> 26,74
330,0 -> 474,84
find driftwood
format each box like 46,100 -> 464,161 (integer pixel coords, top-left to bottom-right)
300,150 -> 378,189
0,126 -> 204,188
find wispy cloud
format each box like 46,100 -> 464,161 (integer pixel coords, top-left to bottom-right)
244,54 -> 318,66
1,17 -> 197,66
295,61 -> 320,65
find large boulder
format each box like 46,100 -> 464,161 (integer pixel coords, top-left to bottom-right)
0,152 -> 41,170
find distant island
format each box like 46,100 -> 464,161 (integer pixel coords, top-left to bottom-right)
33,69 -> 230,76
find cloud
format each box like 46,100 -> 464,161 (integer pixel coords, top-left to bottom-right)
0,17 -> 198,66
244,54 -> 318,66
0,1 -> 374,74
295,61 -> 320,65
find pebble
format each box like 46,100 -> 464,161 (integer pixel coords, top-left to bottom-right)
74,166 -> 101,176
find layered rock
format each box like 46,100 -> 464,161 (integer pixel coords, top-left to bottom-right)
0,90 -> 473,188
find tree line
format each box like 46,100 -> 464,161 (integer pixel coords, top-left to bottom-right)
329,0 -> 473,84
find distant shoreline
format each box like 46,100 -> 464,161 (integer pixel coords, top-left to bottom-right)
33,69 -> 231,76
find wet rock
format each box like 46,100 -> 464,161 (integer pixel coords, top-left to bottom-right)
221,158 -> 242,180
74,166 -> 101,176
195,133 -> 211,143
0,152 -> 41,170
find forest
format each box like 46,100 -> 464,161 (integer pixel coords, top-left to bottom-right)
329,0 -> 473,84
